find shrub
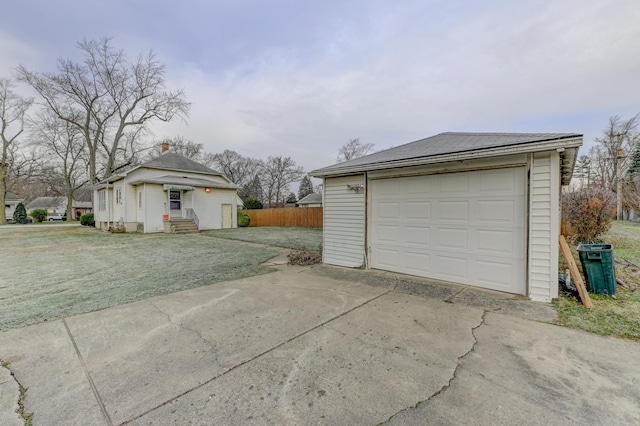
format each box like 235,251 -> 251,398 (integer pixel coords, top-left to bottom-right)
237,210 -> 250,227
12,203 -> 28,224
31,209 -> 48,223
80,213 -> 95,227
288,247 -> 322,265
243,198 -> 263,209
562,187 -> 614,243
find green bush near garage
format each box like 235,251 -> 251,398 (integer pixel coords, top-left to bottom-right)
237,210 -> 251,227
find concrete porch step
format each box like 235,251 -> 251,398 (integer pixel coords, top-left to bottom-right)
166,218 -> 199,234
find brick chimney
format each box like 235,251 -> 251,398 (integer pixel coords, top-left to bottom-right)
161,141 -> 170,153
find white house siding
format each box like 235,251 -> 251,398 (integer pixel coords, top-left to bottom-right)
193,188 -> 238,230
528,152 -> 560,302
323,174 -> 366,268
143,184 -> 169,233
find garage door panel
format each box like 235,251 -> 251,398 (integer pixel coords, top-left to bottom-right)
406,201 -> 430,220
373,247 -> 400,269
478,169 -> 521,193
375,224 -> 400,243
377,202 -> 400,218
477,229 -> 514,254
476,258 -> 519,289
404,251 -> 431,275
439,201 -> 469,221
370,167 -> 526,295
437,228 -> 468,250
404,226 -> 430,246
478,200 -> 517,223
439,173 -> 469,194
436,255 -> 468,280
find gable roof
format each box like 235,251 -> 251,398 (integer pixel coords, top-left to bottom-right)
140,152 -> 222,175
25,196 -> 67,209
311,132 -> 582,183
297,193 -> 323,205
127,174 -> 240,189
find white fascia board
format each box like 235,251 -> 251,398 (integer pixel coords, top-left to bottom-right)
310,137 -> 583,178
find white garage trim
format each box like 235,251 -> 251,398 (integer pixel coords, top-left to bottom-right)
368,167 -> 527,294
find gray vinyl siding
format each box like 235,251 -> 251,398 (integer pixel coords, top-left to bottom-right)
323,175 -> 366,267
528,152 -> 560,302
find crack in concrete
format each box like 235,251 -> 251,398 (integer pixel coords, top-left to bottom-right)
379,310 -> 488,425
445,287 -> 467,303
149,303 -> 218,353
1,360 -> 31,424
62,319 -> 113,426
120,288 -> 395,426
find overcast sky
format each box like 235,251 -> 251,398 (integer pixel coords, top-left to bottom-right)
2,0 -> 639,178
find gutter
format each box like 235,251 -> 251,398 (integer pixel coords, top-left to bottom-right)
310,137 -> 583,178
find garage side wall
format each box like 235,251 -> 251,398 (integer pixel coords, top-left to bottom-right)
529,151 -> 560,302
323,175 -> 366,267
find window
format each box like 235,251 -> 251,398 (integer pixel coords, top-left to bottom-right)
98,190 -> 106,211
138,191 -> 143,209
115,187 -> 122,205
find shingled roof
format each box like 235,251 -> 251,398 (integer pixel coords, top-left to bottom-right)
140,152 -> 222,175
311,132 -> 582,182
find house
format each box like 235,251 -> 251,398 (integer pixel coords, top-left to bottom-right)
72,201 -> 93,220
25,197 -> 67,216
310,132 -> 582,302
4,193 -> 23,220
92,149 -> 241,233
296,193 -> 323,208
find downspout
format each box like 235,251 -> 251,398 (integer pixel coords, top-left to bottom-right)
364,171 -> 369,269
106,183 -> 110,230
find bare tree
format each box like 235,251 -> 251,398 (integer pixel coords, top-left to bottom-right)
336,138 -> 374,163
590,114 -> 640,191
262,156 -> 304,207
206,149 -> 264,197
17,37 -> 190,185
144,136 -> 204,162
0,78 -> 33,224
589,114 -> 640,219
30,110 -> 89,219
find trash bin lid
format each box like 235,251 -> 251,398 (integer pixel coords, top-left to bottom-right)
577,244 -> 613,252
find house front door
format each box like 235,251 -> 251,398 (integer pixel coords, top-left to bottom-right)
169,190 -> 182,218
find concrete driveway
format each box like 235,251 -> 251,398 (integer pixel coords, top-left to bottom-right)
1,262 -> 639,425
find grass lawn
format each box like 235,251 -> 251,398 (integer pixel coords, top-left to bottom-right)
0,227 -> 279,330
204,226 -> 322,250
554,220 -> 640,341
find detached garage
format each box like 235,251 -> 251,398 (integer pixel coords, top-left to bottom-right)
310,132 -> 583,302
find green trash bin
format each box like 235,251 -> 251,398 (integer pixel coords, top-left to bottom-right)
576,244 -> 616,295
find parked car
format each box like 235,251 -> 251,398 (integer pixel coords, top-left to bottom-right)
47,213 -> 67,221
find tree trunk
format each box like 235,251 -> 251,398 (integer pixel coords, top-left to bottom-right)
0,163 -> 7,224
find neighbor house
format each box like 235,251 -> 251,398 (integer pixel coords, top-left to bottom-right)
4,193 -> 23,220
72,201 -> 93,220
296,193 -> 323,208
92,148 -> 240,233
310,132 -> 582,302
26,197 -> 67,217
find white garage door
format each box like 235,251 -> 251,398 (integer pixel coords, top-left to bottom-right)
370,168 -> 526,294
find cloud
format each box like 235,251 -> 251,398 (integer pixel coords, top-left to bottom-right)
5,0 -> 640,175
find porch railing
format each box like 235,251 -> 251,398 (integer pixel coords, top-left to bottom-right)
185,208 -> 199,230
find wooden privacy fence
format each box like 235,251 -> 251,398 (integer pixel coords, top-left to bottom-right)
245,207 -> 323,228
